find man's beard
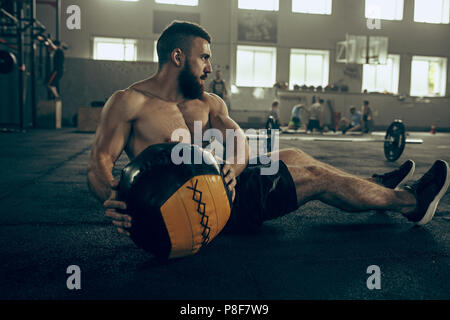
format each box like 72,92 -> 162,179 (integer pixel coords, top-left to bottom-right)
178,60 -> 204,100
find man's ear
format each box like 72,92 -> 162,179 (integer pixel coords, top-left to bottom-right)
171,49 -> 184,68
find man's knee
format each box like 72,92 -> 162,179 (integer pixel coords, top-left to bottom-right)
286,164 -> 328,200
278,148 -> 309,165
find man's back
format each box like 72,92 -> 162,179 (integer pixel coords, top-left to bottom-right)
309,102 -> 322,120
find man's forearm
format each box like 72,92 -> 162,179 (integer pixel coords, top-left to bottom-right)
226,134 -> 249,177
87,158 -> 114,203
87,170 -> 112,203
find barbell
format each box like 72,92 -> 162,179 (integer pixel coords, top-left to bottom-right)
250,119 -> 419,161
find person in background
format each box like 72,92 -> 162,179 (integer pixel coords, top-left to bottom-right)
209,70 -> 228,100
362,100 -> 373,133
47,39 -> 65,99
307,97 -> 323,133
267,100 -> 281,130
288,97 -> 305,130
341,106 -> 363,134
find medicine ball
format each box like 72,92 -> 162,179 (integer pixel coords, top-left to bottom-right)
117,142 -> 232,259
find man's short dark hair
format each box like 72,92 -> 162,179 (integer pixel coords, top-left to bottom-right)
364,100 -> 369,105
157,21 -> 211,68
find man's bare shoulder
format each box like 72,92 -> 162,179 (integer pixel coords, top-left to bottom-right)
104,87 -> 148,120
203,92 -> 228,115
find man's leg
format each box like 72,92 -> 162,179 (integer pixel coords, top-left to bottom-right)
276,149 -> 417,214
278,148 -> 413,187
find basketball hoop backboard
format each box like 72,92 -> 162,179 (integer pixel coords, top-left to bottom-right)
336,34 -> 388,65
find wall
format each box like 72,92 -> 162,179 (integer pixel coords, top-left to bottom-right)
1,0 -> 449,129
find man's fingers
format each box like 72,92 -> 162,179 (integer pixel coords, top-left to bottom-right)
222,163 -> 231,176
117,228 -> 130,236
105,210 -> 132,222
228,177 -> 237,190
103,199 -> 127,211
112,220 -> 132,229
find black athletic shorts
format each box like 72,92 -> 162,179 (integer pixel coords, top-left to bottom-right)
223,158 -> 298,233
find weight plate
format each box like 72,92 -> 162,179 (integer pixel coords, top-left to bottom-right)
384,121 -> 406,161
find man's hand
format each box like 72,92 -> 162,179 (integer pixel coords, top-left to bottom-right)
222,163 -> 237,203
104,180 -> 132,236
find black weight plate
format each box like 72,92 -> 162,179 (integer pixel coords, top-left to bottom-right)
384,121 -> 406,161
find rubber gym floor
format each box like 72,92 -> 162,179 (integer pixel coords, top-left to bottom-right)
0,128 -> 449,300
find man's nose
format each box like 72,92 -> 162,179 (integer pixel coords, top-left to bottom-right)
205,60 -> 212,74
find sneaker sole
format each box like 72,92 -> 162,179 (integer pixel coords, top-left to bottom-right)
394,160 -> 416,190
416,160 -> 450,225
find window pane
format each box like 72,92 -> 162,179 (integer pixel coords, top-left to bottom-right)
124,44 -> 136,61
414,0 -> 450,23
375,62 -> 390,91
365,0 -> 403,20
362,55 -> 399,93
155,0 -> 198,6
94,37 -> 137,61
96,43 -> 125,60
238,0 -> 279,11
236,50 -> 255,86
362,65 -> 377,91
253,51 -> 274,87
411,56 -> 447,96
411,60 -> 429,96
292,0 -> 332,14
306,54 -> 323,86
289,53 -> 306,87
289,49 -> 329,89
236,46 -> 276,87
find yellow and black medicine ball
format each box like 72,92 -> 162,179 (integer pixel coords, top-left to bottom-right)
118,142 -> 232,259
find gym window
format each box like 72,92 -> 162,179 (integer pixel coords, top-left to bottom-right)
365,0 -> 404,20
410,56 -> 447,97
154,0 -> 198,6
93,37 -> 137,61
292,0 -> 332,15
362,55 -> 400,94
289,49 -> 329,89
238,0 -> 279,11
236,45 -> 277,87
414,0 -> 449,24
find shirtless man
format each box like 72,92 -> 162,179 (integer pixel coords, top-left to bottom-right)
88,21 -> 449,237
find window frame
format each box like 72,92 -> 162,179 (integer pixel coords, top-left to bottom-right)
93,37 -> 138,61
362,54 -> 401,94
289,48 -> 330,89
365,0 -> 404,21
291,0 -> 332,15
235,45 -> 277,88
410,55 -> 448,97
413,0 -> 450,24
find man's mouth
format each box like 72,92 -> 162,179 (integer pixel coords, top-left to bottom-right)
200,74 -> 207,80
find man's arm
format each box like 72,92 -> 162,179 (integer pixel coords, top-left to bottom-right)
208,93 -> 249,177
87,90 -> 135,202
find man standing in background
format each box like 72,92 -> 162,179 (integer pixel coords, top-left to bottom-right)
209,70 -> 228,100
